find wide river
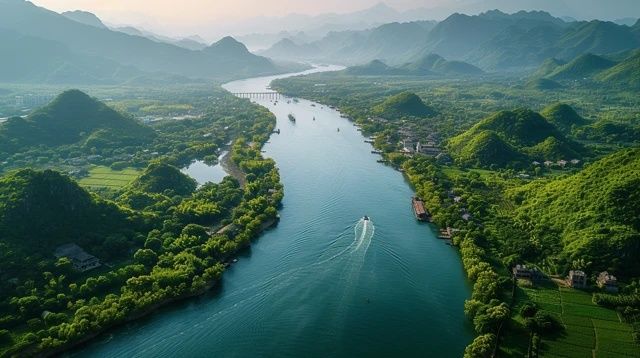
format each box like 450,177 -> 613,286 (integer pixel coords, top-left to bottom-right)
74,66 -> 473,357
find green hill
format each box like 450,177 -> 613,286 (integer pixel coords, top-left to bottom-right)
402,54 -> 483,75
0,90 -> 155,153
540,103 -> 587,132
0,169 -> 134,251
511,147 -> 640,274
448,130 -> 524,167
547,53 -> 616,80
447,108 -> 583,167
595,50 -> 640,88
344,60 -> 401,75
531,58 -> 566,78
372,92 -> 436,118
128,163 -> 197,196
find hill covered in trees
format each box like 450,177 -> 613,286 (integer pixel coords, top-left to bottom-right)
532,50 -> 640,89
128,163 -> 197,197
540,103 -> 587,132
0,90 -> 155,155
372,92 -> 436,118
509,147 -> 640,274
344,55 -> 482,76
447,108 -> 583,167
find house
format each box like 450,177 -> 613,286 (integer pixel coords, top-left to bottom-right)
532,161 -> 541,166
54,244 -> 101,272
513,265 -> 542,281
557,160 -> 568,167
568,270 -> 587,288
513,264 -> 532,279
596,271 -> 619,293
402,139 -> 416,154
570,159 -> 581,165
544,161 -> 553,167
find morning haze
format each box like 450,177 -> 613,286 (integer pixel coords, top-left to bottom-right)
1,0 -> 639,357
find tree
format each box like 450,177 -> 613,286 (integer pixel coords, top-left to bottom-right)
134,249 -> 158,267
464,333 -> 496,358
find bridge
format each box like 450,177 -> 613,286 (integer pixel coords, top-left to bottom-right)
232,92 -> 282,99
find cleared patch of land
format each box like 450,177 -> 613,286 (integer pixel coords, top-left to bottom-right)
78,166 -> 141,190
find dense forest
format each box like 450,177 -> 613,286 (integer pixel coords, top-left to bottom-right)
0,87 -> 283,356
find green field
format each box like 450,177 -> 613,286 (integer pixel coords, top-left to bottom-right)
78,166 -> 141,190
505,280 -> 640,358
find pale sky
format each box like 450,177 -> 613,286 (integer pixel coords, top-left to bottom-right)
29,0 -> 640,40
29,0 -> 447,37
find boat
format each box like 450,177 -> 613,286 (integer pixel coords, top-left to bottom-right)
363,215 -> 370,221
313,117 -> 316,121
232,258 -> 238,263
288,114 -> 296,122
412,197 -> 431,222
337,128 -> 340,132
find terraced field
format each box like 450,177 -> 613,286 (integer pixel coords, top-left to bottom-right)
78,166 -> 141,190
517,282 -> 639,357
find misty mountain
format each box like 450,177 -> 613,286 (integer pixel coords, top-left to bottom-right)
262,10 -> 640,72
0,0 -> 288,81
261,21 -> 437,65
61,10 -> 107,29
0,28 -> 145,84
113,25 -> 208,51
344,55 -> 482,77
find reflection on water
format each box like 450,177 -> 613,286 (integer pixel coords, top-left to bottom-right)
181,151 -> 228,186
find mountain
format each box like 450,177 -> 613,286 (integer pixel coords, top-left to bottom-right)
531,58 -> 566,78
0,0 -> 283,80
0,90 -> 154,154
344,60 -> 401,75
401,54 -> 483,75
372,92 -> 436,118
262,10 -> 640,72
554,20 -> 640,60
62,10 -> 106,29
540,103 -> 587,132
343,55 -> 482,77
546,53 -> 617,80
448,130 -> 524,167
260,21 -> 437,65
512,147 -> 640,273
128,163 -> 197,196
0,169 -> 134,251
113,25 -> 208,51
0,28 -> 146,84
595,50 -> 640,88
447,108 -> 583,167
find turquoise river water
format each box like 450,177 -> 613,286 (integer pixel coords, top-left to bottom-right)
73,66 -> 473,357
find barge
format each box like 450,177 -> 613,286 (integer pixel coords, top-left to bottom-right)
412,196 -> 431,222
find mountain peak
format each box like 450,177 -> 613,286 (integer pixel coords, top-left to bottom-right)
62,10 -> 106,29
207,36 -> 249,54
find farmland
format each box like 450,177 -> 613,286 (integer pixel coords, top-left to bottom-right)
78,166 -> 141,191
504,280 -> 639,357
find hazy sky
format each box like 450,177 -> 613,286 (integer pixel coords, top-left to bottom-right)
29,0 -> 640,39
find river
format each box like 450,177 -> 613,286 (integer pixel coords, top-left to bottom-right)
73,66 -> 473,357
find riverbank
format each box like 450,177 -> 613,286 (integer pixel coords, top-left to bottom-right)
220,149 -> 246,187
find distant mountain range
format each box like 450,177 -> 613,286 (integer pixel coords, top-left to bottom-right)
261,10 -> 640,72
0,0 -> 297,83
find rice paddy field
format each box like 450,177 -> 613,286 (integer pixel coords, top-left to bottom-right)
78,166 -> 141,190
509,280 -> 640,358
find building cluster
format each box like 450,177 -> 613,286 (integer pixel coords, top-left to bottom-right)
566,270 -> 618,292
532,159 -> 581,168
512,264 -> 542,281
54,243 -> 101,272
398,126 -> 442,157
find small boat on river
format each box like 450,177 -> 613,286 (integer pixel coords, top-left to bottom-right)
288,114 -> 296,122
